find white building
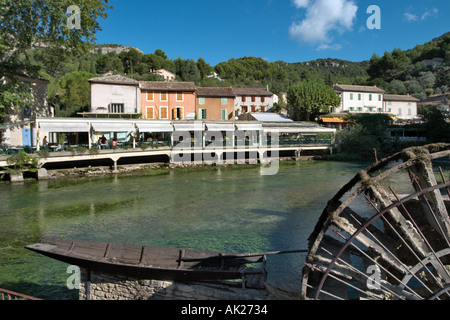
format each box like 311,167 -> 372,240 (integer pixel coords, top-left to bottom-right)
150,68 -> 176,81
1,75 -> 53,147
333,84 -> 385,114
384,94 -> 420,121
232,87 -> 274,118
87,75 -> 141,117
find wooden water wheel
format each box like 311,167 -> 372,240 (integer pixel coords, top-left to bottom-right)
301,143 -> 450,300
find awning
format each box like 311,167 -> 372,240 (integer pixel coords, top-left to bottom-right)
263,127 -> 336,134
39,121 -> 90,133
173,123 -> 204,132
320,117 -> 347,123
205,123 -> 235,131
91,122 -> 135,132
235,123 -> 263,131
136,122 -> 173,133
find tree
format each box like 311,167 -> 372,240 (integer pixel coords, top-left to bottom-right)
0,0 -> 111,122
422,108 -> 450,143
52,71 -> 96,117
197,57 -> 213,80
287,80 -> 341,121
387,80 -> 407,94
337,113 -> 392,160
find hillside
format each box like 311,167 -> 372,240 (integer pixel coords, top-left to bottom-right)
367,32 -> 450,99
20,32 -> 448,118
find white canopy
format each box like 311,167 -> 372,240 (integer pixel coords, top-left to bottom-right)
205,123 -> 235,131
135,122 -> 173,133
235,123 -> 263,131
39,121 -> 90,133
263,127 -> 336,134
173,123 -> 205,132
91,122 -> 135,132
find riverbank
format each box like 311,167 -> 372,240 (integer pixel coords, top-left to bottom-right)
1,155 -> 319,183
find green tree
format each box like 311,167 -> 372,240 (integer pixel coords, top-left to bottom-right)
287,80 -> 341,121
0,0 -> 111,123
196,57 -> 213,80
53,71 -> 96,117
337,113 -> 392,160
422,108 -> 450,143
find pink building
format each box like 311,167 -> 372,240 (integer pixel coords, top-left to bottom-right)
140,82 -> 196,120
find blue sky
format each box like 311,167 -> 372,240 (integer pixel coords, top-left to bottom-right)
95,0 -> 450,66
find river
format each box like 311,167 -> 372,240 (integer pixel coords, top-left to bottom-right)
0,161 -> 365,300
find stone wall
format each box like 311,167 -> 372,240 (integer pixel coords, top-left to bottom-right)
79,269 -> 269,300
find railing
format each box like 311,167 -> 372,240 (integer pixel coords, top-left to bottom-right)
0,288 -> 41,300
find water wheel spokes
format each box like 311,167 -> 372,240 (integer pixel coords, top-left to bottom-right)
302,144 -> 450,300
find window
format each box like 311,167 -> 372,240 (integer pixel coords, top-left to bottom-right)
369,94 -> 372,101
199,97 -> 205,105
378,95 -> 382,101
251,106 -> 256,113
408,108 -> 412,115
242,96 -> 246,102
109,103 -> 124,113
242,106 -> 248,113
251,96 -> 256,102
199,108 -> 207,119
112,86 -> 123,95
160,106 -> 168,119
388,108 -> 392,113
146,107 -> 154,119
377,108 -> 382,113
261,106 -> 265,112
23,106 -> 32,119
221,97 -> 227,105
160,92 -> 168,101
221,109 -> 227,120
146,91 -> 154,101
176,92 -> 183,101
350,93 -> 354,100
357,107 -> 363,112
261,96 -> 265,103
358,94 -> 362,100
174,107 -> 184,119
398,108 -> 402,115
349,107 -> 355,112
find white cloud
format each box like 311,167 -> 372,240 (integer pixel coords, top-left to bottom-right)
317,43 -> 343,51
289,0 -> 358,49
404,8 -> 438,22
421,8 -> 438,20
293,0 -> 310,8
404,12 -> 418,21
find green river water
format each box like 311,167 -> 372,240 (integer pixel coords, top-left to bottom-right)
0,161 -> 366,300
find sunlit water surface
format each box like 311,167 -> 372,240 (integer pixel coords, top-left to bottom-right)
0,161 -> 365,299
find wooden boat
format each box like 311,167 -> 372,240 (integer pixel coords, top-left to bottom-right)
25,240 -> 267,284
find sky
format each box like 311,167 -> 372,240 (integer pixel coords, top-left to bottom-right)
94,0 -> 450,66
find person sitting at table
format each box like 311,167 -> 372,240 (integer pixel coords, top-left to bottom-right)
100,135 -> 107,145
112,139 -> 117,147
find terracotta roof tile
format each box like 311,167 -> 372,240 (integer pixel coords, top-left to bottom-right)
139,81 -> 196,91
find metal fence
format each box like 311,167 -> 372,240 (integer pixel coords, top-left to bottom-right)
0,288 -> 41,300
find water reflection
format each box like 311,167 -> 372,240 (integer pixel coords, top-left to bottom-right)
0,161 -> 364,299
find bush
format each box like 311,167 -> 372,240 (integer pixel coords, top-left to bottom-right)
6,151 -> 39,173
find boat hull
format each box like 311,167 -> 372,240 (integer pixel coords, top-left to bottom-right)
25,240 -> 266,283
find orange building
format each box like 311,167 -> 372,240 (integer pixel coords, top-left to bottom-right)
140,82 -> 196,120
196,87 -> 235,120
